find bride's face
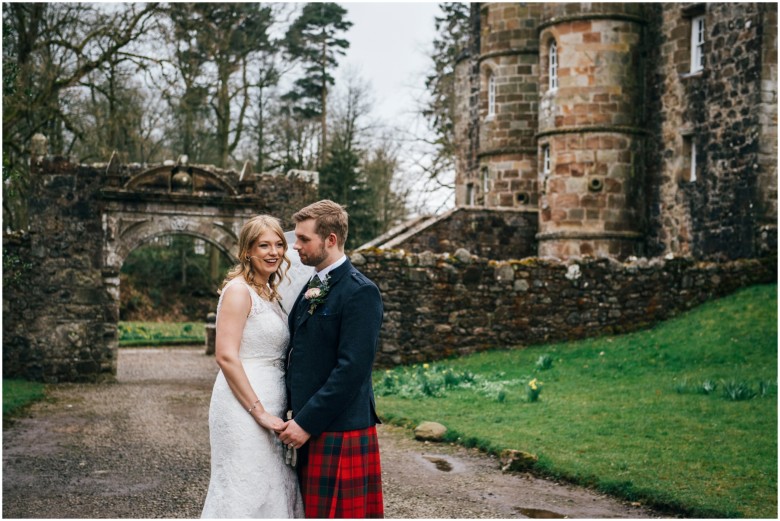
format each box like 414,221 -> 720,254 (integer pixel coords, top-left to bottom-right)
247,230 -> 285,281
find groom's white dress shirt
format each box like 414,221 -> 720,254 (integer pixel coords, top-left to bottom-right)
313,255 -> 347,283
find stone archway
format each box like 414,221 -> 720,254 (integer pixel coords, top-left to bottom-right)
2,152 -> 317,382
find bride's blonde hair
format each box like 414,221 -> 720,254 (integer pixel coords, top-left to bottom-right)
220,215 -> 290,301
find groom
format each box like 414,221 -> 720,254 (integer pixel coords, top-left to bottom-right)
279,199 -> 384,518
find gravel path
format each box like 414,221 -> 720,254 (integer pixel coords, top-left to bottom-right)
3,347 -> 661,518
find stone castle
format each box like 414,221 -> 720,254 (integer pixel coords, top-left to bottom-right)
371,2 -> 776,262
4,3 -> 778,382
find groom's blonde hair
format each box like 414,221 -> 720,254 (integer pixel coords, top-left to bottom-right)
293,199 -> 348,248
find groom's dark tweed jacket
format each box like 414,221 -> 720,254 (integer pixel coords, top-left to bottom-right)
285,259 -> 383,437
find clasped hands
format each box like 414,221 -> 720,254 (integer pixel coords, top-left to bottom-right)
254,411 -> 310,450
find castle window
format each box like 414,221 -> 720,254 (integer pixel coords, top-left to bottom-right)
487,73 -> 496,117
466,183 -> 475,206
482,166 -> 490,194
690,15 -> 705,73
682,135 -> 698,182
549,41 -> 558,91
542,145 -> 551,175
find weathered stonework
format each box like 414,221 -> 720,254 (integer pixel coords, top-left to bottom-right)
5,3 -> 777,383
452,2 -> 777,261
3,155 -> 317,382
354,249 -> 776,367
361,207 -> 537,259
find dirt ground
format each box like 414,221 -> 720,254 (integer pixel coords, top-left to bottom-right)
3,347 -> 664,519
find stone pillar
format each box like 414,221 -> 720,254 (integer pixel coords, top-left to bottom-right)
205,312 -> 217,356
11,156 -> 117,382
537,3 -> 647,259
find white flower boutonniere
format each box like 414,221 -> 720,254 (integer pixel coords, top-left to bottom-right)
304,275 -> 331,315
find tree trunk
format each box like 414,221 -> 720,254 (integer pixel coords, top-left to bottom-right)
216,67 -> 231,167
209,244 -> 220,283
320,36 -> 328,167
257,85 -> 265,172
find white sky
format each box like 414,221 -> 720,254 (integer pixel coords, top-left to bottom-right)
338,2 -> 440,126
336,2 -> 455,215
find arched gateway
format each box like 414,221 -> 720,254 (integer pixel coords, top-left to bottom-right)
3,149 -> 317,382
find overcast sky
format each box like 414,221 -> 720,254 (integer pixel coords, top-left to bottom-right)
338,2 -> 440,126
335,2 -> 454,214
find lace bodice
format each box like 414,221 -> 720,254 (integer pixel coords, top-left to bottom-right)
216,278 -> 290,363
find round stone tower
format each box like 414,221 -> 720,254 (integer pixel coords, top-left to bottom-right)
454,3 -> 544,209
536,3 -> 647,259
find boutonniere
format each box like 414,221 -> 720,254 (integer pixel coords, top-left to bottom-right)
304,274 -> 331,315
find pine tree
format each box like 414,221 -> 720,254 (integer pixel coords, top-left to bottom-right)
420,3 -> 471,190
283,3 -> 352,165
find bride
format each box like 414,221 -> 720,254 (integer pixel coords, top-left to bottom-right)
201,215 -> 305,518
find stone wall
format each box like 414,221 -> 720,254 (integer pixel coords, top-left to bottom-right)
351,249 -> 776,367
637,3 -> 776,260
3,157 -> 114,382
372,207 -> 537,260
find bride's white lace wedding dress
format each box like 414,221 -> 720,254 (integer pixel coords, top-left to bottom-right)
201,278 -> 304,518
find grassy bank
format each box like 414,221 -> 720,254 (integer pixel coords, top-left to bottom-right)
3,379 -> 46,416
374,284 -> 777,518
118,321 -> 204,347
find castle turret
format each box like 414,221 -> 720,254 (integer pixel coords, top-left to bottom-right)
536,3 -> 647,258
455,3 -> 544,210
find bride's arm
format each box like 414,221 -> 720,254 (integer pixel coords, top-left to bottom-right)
215,284 -> 285,432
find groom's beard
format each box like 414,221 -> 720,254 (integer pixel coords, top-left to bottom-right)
299,243 -> 328,268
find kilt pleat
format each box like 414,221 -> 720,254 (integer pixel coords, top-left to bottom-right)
300,426 -> 384,518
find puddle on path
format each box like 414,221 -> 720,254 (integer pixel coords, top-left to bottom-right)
514,507 -> 567,518
422,455 -> 453,472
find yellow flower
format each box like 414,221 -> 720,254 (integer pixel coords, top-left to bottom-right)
529,378 -> 538,390
423,363 -> 430,370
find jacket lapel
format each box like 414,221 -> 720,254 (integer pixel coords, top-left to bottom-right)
294,259 -> 352,328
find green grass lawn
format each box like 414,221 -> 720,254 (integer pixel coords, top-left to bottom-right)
374,283 -> 778,518
118,321 -> 205,346
3,379 -> 45,416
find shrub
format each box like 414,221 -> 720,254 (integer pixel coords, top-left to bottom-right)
535,354 -> 554,370
721,380 -> 757,401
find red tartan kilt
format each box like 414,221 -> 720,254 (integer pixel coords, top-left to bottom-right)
299,426 -> 384,518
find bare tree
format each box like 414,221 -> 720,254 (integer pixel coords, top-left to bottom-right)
3,2 -> 161,229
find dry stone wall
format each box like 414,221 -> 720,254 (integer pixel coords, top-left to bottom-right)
352,249 -> 776,367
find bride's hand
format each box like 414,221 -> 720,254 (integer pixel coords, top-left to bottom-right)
255,411 -> 285,432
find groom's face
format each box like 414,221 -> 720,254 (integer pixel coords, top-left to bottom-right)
293,219 -> 329,269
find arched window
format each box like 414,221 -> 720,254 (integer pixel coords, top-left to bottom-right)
549,41 -> 558,91
487,73 -> 496,117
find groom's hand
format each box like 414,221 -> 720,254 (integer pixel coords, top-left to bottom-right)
278,420 -> 311,449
